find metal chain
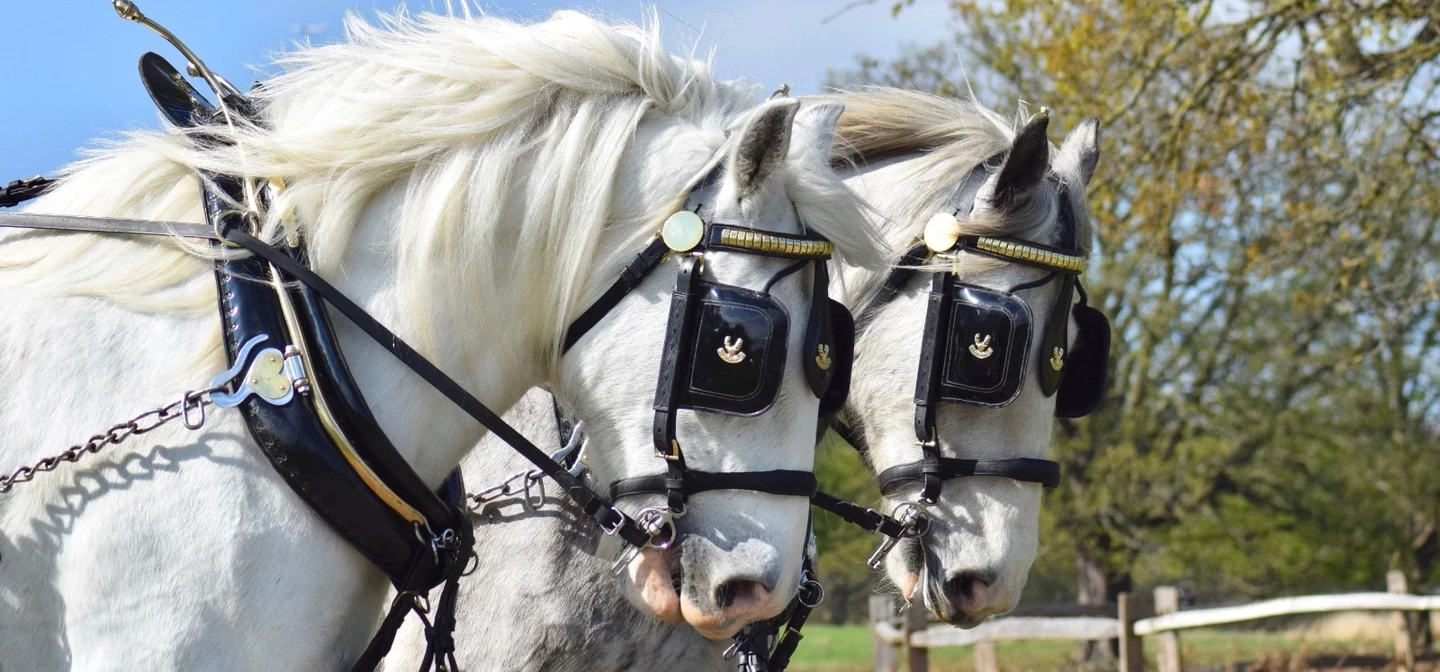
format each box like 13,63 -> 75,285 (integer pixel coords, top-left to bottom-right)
0,384 -> 226,495
467,420 -> 587,513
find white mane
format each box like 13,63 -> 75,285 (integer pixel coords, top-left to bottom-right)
827,87 -> 1095,301
5,10 -> 883,359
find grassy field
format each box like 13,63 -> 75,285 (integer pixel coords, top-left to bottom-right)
785,624 -> 1405,672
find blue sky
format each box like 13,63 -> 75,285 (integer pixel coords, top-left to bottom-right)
0,0 -> 953,180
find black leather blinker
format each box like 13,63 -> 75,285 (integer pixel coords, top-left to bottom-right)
1056,289 -> 1111,418
937,284 -> 1033,408
679,281 -> 791,416
817,299 -> 855,419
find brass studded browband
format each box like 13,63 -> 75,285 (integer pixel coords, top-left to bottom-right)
707,224 -> 835,260
950,235 -> 1087,274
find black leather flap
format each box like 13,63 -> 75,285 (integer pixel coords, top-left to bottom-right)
938,284 -> 1032,407
679,282 -> 791,416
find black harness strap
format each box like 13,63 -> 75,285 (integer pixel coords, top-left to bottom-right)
651,254 -> 704,511
562,236 -> 670,352
875,457 -> 1061,496
911,271 -> 953,504
610,469 -> 819,501
810,490 -> 906,538
0,176 -> 56,208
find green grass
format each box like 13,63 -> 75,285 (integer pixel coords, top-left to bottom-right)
785,624 -> 1396,672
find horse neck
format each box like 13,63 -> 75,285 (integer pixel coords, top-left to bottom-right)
325,184 -> 549,486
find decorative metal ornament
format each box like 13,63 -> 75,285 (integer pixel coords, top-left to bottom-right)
210,335 -> 296,408
661,210 -> 705,252
1050,347 -> 1065,371
815,344 -> 833,371
717,336 -> 747,364
968,334 -> 994,360
924,212 -> 962,253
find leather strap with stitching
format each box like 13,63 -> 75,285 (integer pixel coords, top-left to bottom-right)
609,469 -> 819,501
562,236 -> 670,352
875,457 -> 1062,495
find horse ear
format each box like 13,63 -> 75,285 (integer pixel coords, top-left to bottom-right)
729,98 -> 800,198
990,111 -> 1050,208
1060,117 -> 1100,186
790,100 -> 845,161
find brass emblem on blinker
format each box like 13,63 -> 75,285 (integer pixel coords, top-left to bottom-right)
718,336 -> 747,364
1050,347 -> 1065,371
815,344 -> 833,370
968,334 -> 994,359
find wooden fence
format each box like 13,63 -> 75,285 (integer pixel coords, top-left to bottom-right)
870,570 -> 1437,672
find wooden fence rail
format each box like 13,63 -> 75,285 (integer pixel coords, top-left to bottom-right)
871,570 -> 1435,672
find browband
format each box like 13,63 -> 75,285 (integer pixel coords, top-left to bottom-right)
561,225 -> 837,353
947,236 -> 1087,274
706,224 -> 835,259
875,457 -> 1061,496
609,469 -> 819,501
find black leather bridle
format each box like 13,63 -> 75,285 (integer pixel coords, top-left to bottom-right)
560,164 -> 842,549
828,158 -> 1108,567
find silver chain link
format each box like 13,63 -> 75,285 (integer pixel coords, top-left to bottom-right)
0,384 -> 226,495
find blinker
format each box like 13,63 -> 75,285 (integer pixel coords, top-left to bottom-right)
937,284 -> 1033,407
679,282 -> 791,416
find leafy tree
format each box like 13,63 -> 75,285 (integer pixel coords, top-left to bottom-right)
829,0 -> 1440,635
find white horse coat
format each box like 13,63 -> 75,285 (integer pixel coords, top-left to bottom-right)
0,12 -> 884,670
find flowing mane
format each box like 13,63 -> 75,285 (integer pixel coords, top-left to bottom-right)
4,10 -> 883,359
829,87 -> 1094,256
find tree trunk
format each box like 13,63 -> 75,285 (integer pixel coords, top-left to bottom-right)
1412,512 -> 1437,650
1076,547 -> 1133,662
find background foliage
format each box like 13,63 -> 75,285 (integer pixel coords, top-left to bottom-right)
814,0 -> 1440,628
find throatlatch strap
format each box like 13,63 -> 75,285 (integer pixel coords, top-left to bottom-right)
855,242 -> 930,334
563,236 -> 670,352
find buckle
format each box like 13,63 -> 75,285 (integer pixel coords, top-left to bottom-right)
655,439 -> 683,461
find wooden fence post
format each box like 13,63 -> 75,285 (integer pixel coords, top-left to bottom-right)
1389,570 -> 1415,671
974,640 -> 999,672
1154,586 -> 1182,672
1118,592 -> 1145,672
871,595 -> 898,672
904,604 -> 929,672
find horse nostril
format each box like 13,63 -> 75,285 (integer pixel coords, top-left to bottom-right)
714,579 -> 770,610
943,570 -> 994,606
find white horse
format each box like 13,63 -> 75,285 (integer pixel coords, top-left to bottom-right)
835,88 -> 1100,626
404,89 -> 1102,669
0,11 -> 884,669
